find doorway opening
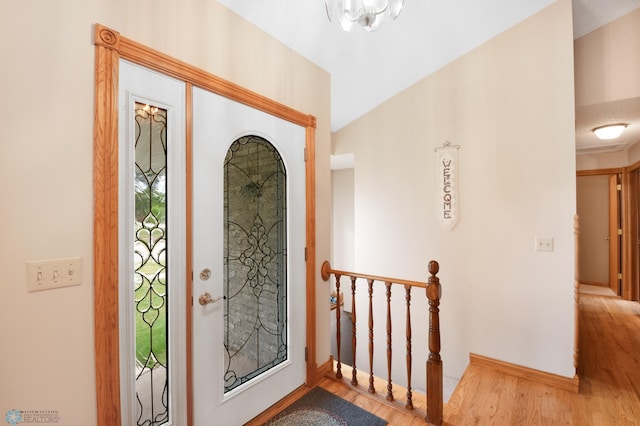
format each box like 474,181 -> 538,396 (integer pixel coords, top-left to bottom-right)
576,172 -> 622,296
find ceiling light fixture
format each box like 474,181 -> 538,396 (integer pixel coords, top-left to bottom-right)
325,0 -> 404,32
592,123 -> 628,140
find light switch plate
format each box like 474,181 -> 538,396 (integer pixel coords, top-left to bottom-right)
26,257 -> 82,292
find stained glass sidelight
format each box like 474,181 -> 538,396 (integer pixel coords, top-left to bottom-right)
223,136 -> 288,393
133,102 -> 169,426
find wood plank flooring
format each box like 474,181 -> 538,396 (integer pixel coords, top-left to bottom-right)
445,295 -> 640,425
574,295 -> 640,425
580,284 -> 618,298
247,295 -> 640,425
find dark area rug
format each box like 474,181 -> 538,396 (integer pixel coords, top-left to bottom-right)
265,386 -> 387,426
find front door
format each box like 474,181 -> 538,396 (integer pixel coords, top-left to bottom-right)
192,87 -> 307,425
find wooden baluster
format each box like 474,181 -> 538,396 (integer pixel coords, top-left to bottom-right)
368,279 -> 375,393
320,259 -> 443,421
385,281 -> 394,401
426,261 -> 443,425
405,284 -> 414,410
335,274 -> 342,379
350,276 -> 358,386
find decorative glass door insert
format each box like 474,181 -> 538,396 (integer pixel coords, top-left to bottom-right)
134,102 -> 168,425
223,135 -> 288,393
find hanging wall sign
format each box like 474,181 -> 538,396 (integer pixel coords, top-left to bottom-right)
435,142 -> 459,230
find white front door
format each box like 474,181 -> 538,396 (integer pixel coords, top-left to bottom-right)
192,87 -> 307,425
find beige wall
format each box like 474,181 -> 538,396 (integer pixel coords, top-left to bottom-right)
0,1 -> 331,424
574,7 -> 640,108
331,169 -> 355,271
576,150 -> 628,170
333,0 -> 576,380
575,6 -> 640,169
630,141 -> 640,164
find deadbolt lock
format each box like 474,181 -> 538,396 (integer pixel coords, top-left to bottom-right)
200,268 -> 211,280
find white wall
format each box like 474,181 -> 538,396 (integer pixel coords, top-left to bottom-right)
0,1 -> 331,424
332,0 -> 576,381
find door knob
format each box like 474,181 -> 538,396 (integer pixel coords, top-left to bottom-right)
198,292 -> 225,306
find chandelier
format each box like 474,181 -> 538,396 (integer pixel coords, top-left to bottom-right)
325,0 -> 405,32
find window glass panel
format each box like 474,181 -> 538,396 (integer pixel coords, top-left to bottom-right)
134,102 -> 169,425
223,136 -> 287,393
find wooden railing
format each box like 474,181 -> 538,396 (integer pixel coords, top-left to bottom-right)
321,260 -> 443,425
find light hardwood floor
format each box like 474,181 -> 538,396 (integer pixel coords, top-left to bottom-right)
579,284 -> 618,298
248,294 -> 640,425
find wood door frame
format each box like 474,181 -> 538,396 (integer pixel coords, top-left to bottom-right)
626,161 -> 640,302
93,24 -> 318,426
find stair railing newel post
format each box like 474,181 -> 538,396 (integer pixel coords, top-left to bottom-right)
321,261 -> 342,379
426,260 -> 443,425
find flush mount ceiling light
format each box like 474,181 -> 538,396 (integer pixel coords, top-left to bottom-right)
325,0 -> 404,32
592,123 -> 628,140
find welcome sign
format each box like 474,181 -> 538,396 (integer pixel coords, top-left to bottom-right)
435,143 -> 459,230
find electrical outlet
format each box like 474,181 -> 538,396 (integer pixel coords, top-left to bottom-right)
535,237 -> 554,252
26,257 -> 82,292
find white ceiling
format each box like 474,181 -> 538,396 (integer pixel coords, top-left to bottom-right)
217,0 -> 640,153
576,97 -> 640,155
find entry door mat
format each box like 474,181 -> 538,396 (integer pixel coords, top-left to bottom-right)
265,386 -> 388,426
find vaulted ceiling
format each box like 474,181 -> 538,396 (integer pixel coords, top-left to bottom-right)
217,0 -> 640,154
